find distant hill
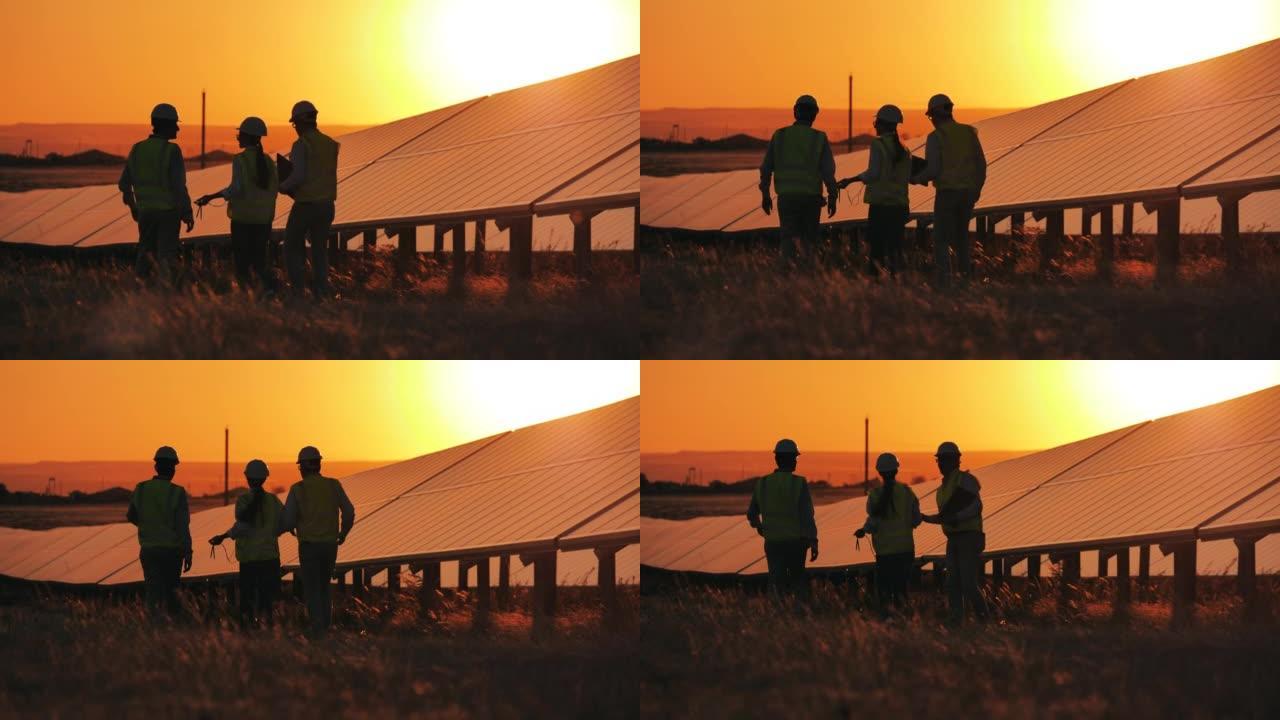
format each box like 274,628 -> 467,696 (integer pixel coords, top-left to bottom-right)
0,149 -> 125,167
0,123 -> 371,160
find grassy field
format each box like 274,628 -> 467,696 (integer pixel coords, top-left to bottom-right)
642,579 -> 1280,719
0,498 -> 227,530
0,580 -> 637,718
641,233 -> 1280,357
0,250 -> 638,358
642,487 -> 867,520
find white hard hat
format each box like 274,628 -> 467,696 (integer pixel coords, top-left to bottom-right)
297,445 -> 323,463
237,116 -> 268,137
875,453 -> 899,473
926,94 -> 954,116
935,441 -> 961,457
153,445 -> 180,463
244,459 -> 270,480
290,100 -> 318,122
794,94 -> 819,110
150,103 -> 179,122
774,438 -> 800,455
875,104 -> 904,124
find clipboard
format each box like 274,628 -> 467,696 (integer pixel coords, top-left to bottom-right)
910,155 -> 927,174
276,153 -> 294,184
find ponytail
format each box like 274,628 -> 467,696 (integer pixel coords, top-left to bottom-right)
253,142 -> 269,190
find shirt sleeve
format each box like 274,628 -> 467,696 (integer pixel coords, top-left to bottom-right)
758,133 -> 776,193
336,481 -> 355,537
747,484 -> 761,527
225,522 -> 243,539
973,129 -> 987,190
167,146 -> 193,220
219,157 -> 243,199
798,480 -> 817,541
279,139 -> 308,192
175,490 -> 191,552
126,485 -> 140,525
859,142 -> 882,183
819,136 -> 838,197
911,492 -> 922,527
118,162 -> 132,199
916,132 -> 941,183
278,486 -> 298,535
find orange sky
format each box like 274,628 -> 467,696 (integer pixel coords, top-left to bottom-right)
0,361 -> 639,463
642,0 -> 1280,110
641,361 -> 1280,454
0,0 -> 639,125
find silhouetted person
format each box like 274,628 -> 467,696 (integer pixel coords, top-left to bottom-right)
921,441 -> 988,625
747,439 -> 818,597
912,94 -> 987,285
119,104 -> 194,283
759,95 -> 839,260
838,105 -> 916,277
855,453 -> 921,614
127,445 -> 192,617
279,446 -> 354,634
196,117 -> 279,293
209,459 -> 286,628
278,101 -> 340,299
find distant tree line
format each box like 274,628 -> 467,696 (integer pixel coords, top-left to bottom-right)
0,483 -> 267,505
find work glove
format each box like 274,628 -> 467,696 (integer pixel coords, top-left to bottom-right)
209,534 -> 225,546
183,215 -> 195,233
826,193 -> 838,218
337,532 -> 348,546
761,192 -> 772,215
854,528 -> 866,539
182,551 -> 193,573
810,541 -> 819,562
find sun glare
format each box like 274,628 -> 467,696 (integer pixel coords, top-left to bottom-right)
1075,361 -> 1280,431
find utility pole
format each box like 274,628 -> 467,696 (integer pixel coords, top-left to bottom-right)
863,416 -> 869,493
847,73 -> 853,154
201,90 -> 207,170
223,425 -> 229,505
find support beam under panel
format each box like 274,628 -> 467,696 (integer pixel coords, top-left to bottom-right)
388,564 -> 400,594
508,215 -> 534,284
476,557 -> 491,616
1115,546 -> 1131,610
1098,205 -> 1115,281
1235,536 -> 1257,619
433,224 -> 446,261
1155,199 -> 1181,286
458,560 -> 471,591
1219,194 -> 1244,276
449,223 -> 467,293
473,219 -> 487,275
1122,202 -> 1134,237
397,226 -> 417,273
419,561 -> 441,612
596,545 -> 619,617
1026,553 -> 1040,579
363,228 -> 376,253
1170,541 -> 1196,625
497,554 -> 511,610
1040,209 -> 1063,274
571,210 -> 597,280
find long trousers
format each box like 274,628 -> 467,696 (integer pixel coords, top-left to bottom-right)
284,200 -> 335,296
944,531 -> 989,624
140,546 -> 183,617
298,540 -> 338,632
135,209 -> 181,282
238,558 -> 281,626
763,538 -> 809,597
874,551 -> 913,611
932,188 -> 979,284
230,221 -> 276,291
867,203 -> 908,277
777,194 -> 822,261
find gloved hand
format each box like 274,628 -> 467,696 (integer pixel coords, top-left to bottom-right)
810,541 -> 819,562
761,192 -> 773,215
826,193 -> 838,218
854,528 -> 866,539
209,534 -> 226,546
183,215 -> 195,233
182,551 -> 193,572
336,532 -> 347,546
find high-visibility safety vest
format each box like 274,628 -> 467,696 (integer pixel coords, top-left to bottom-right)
228,149 -> 279,224
863,135 -> 911,207
933,121 -> 981,191
868,482 -> 916,556
937,469 -> 983,534
294,129 -> 339,203
234,492 -> 283,562
294,473 -> 341,543
753,471 -> 808,541
127,137 -> 178,211
132,477 -> 186,549
771,125 -> 825,196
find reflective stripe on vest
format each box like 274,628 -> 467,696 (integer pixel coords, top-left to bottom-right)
234,493 -> 282,562
772,126 -> 824,196
934,122 -> 980,190
127,138 -> 176,211
937,469 -> 983,534
228,149 -> 279,224
296,474 -> 340,543
295,130 -> 339,202
135,478 -> 182,548
755,471 -> 806,541
863,135 -> 911,207
868,483 -> 915,555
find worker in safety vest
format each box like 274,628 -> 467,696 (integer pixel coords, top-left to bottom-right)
921,441 -> 988,624
196,117 -> 279,293
126,445 -> 192,617
209,459 -> 286,627
759,95 -> 839,260
911,94 -> 987,285
855,453 -> 921,614
278,445 -> 355,634
838,104 -> 917,277
747,438 -> 818,597
118,103 -> 195,282
278,100 -> 340,299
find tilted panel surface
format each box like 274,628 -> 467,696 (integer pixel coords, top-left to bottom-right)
2,185 -> 122,246
1200,476 -> 1280,537
7,525 -> 108,580
332,98 -> 484,176
46,523 -> 147,584
537,142 -> 639,206
560,492 -> 639,548
0,187 -> 85,238
1184,127 -> 1280,194
0,527 -> 79,575
641,514 -> 742,569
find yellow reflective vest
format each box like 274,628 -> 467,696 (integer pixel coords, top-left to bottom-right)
753,471 -> 807,541
933,121 -> 981,191
771,125 -> 825,196
867,482 -> 916,555
131,477 -> 185,549
937,469 -> 983,534
295,129 -> 339,202
863,135 -> 911,207
234,491 -> 283,562
127,137 -> 178,211
228,149 -> 279,224
294,473 -> 341,543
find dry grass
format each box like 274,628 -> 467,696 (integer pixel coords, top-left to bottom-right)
642,577 -> 1280,719
0,580 -> 637,718
640,231 -> 1280,358
0,250 -> 638,358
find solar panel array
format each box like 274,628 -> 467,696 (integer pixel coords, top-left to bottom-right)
641,38 -> 1280,234
642,384 -> 1280,576
0,56 -> 638,250
0,397 -> 639,587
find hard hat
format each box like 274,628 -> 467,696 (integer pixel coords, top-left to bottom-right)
244,459 -> 270,480
290,100 -> 318,122
875,453 -> 900,473
875,104 -> 904,124
794,95 -> 819,110
150,103 -> 179,122
773,438 -> 800,455
237,116 -> 268,137
926,93 -> 954,116
297,445 -> 323,463
153,445 -> 180,464
935,441 -> 961,457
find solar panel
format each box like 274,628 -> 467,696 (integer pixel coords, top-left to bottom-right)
559,491 -> 639,551
1184,127 -> 1280,197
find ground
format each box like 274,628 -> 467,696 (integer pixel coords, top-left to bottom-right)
641,579 -> 1280,719
640,232 -> 1280,358
0,250 -> 638,358
641,487 -> 866,520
